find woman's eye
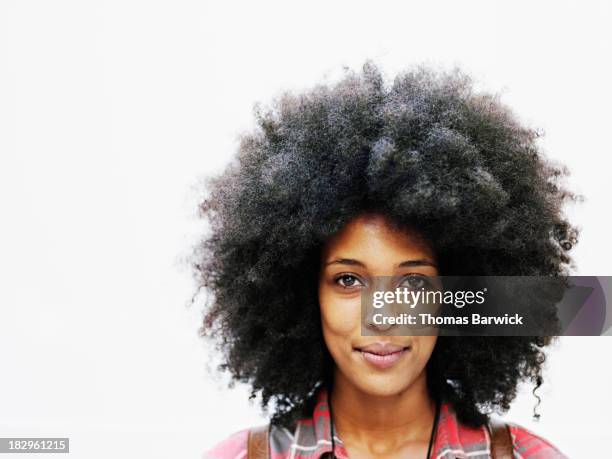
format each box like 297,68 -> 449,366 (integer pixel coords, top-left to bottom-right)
399,274 -> 430,290
335,274 -> 364,289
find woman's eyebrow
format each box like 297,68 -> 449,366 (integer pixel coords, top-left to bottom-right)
324,258 -> 366,267
398,259 -> 437,268
324,258 -> 437,268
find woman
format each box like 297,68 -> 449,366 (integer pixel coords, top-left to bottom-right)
192,62 -> 577,458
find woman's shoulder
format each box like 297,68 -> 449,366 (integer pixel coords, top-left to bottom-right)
439,402 -> 567,459
506,423 -> 568,459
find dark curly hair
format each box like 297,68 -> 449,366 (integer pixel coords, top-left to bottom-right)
190,61 -> 580,428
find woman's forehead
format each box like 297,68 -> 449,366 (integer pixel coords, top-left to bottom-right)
321,213 -> 436,263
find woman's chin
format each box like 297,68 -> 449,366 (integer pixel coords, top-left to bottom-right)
350,376 -> 416,398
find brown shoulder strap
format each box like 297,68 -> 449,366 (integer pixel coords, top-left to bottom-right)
247,424 -> 269,459
488,419 -> 513,459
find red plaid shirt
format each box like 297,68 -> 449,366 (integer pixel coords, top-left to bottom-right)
204,387 -> 567,459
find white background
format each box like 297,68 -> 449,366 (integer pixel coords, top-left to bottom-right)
1,1 -> 611,458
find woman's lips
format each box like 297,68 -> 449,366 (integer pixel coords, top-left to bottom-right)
355,342 -> 410,369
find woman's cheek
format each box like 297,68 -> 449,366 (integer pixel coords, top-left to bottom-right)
415,336 -> 438,365
320,291 -> 362,338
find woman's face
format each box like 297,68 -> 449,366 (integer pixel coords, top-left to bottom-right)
318,213 -> 438,397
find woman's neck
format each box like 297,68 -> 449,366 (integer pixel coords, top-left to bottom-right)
330,369 -> 436,457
